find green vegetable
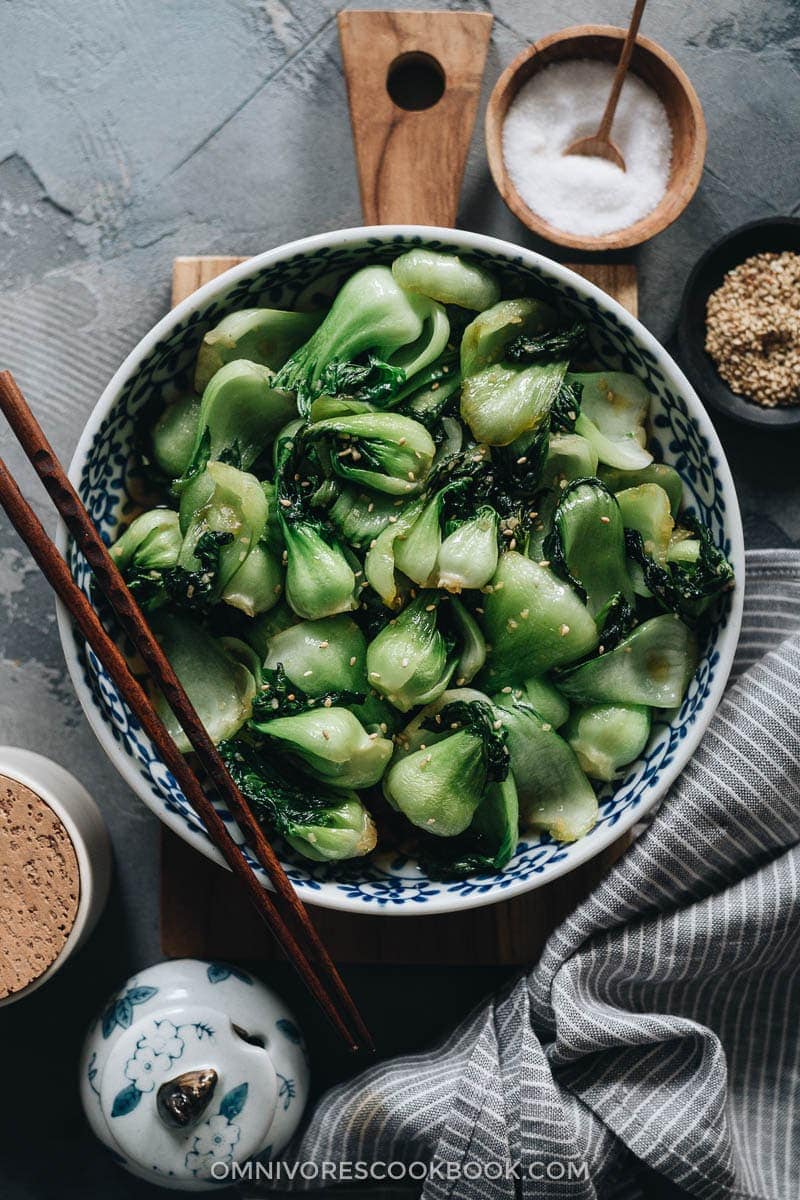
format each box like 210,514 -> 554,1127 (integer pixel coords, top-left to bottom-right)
384,696 -> 508,837
460,299 -> 568,446
556,613 -> 697,708
505,320 -> 587,364
625,517 -> 735,621
264,616 -> 367,697
152,395 -> 201,479
281,519 -> 359,620
393,490 -> 444,586
480,552 -> 598,686
221,541 -> 283,617
329,487 -> 398,547
177,461 -> 268,598
307,412 -> 435,496
545,478 -> 633,617
223,739 -> 376,862
493,691 -> 597,842
525,433 -> 599,559
365,592 -> 455,712
496,675 -> 570,729
570,371 -> 653,470
391,248 -> 500,311
599,463 -> 683,518
182,360 -> 297,479
252,707 -> 392,789
563,703 -> 652,781
364,496 -> 426,608
195,308 -> 321,393
437,505 -> 499,593
450,597 -> 486,685
616,483 -> 674,565
283,796 -> 377,862
111,509 -> 182,572
274,266 -> 445,413
150,613 -> 256,752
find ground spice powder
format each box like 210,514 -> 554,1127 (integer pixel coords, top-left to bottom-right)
0,775 -> 80,998
705,251 -> 800,407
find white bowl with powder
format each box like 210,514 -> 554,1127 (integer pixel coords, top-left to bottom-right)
486,28 -> 707,252
0,747 -> 111,1005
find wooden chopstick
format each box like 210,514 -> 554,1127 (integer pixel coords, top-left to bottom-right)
0,371 -> 373,1054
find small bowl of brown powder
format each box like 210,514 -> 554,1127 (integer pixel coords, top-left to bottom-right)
678,217 -> 800,428
0,747 -> 111,1006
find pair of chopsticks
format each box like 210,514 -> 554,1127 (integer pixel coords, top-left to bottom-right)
0,371 -> 373,1054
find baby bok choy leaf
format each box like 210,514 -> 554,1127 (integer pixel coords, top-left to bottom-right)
570,371 -> 653,470
493,691 -> 597,843
365,591 -> 456,712
274,429 -> 360,621
151,394 -> 201,479
384,695 -> 509,838
460,299 -> 568,446
176,460 -> 268,602
329,488 -> 400,548
222,739 -> 376,862
195,308 -> 321,393
281,520 -> 359,621
437,505 -> 499,593
544,478 -> 634,617
625,516 -> 735,622
599,463 -> 683,518
504,320 -> 587,364
563,703 -> 652,782
180,360 -> 297,481
251,707 -> 392,789
363,496 -> 426,609
417,776 -> 520,879
391,249 -> 500,311
480,551 -> 598,688
555,613 -> 697,708
111,508 -> 183,573
274,266 -> 445,414
263,615 -> 367,698
150,613 -> 257,752
306,412 -> 436,496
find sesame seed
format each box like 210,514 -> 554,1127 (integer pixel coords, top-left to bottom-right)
319,640 -> 329,648
600,515 -> 611,524
322,729 -> 330,740
349,656 -> 357,666
560,623 -> 570,636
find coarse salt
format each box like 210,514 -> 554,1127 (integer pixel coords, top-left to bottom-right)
502,59 -> 672,237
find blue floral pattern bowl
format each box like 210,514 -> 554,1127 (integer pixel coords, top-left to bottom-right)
55,227 -> 744,915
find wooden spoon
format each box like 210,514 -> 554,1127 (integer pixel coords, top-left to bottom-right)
563,0 -> 647,171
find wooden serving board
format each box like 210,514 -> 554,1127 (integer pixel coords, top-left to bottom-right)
160,254 -> 637,966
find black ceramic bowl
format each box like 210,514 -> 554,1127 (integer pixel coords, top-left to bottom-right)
677,217 -> 800,429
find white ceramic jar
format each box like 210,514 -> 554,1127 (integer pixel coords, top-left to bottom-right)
0,746 -> 111,1007
79,958 -> 310,1190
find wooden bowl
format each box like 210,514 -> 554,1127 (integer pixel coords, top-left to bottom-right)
485,26 -> 707,252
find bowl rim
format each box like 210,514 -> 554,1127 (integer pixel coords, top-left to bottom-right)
677,215 -> 800,429
484,24 -> 708,253
55,224 -> 744,916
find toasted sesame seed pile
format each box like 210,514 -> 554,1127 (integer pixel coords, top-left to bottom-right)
705,251 -> 800,407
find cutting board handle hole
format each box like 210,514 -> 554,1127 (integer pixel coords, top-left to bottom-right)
386,51 -> 445,111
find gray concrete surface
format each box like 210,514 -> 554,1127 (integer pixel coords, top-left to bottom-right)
0,1 -> 798,1195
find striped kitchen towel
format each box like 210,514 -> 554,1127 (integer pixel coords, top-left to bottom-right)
266,549 -> 800,1200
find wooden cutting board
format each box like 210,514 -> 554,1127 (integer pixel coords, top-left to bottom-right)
160,255 -> 637,966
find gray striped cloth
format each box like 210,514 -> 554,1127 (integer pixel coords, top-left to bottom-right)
265,549 -> 800,1200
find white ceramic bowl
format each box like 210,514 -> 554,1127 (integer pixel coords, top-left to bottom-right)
0,746 -> 111,1004
55,226 -> 744,915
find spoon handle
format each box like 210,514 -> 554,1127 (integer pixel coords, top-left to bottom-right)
596,0 -> 647,141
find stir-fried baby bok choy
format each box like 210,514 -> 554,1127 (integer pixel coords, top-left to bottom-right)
110,247 -> 735,876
